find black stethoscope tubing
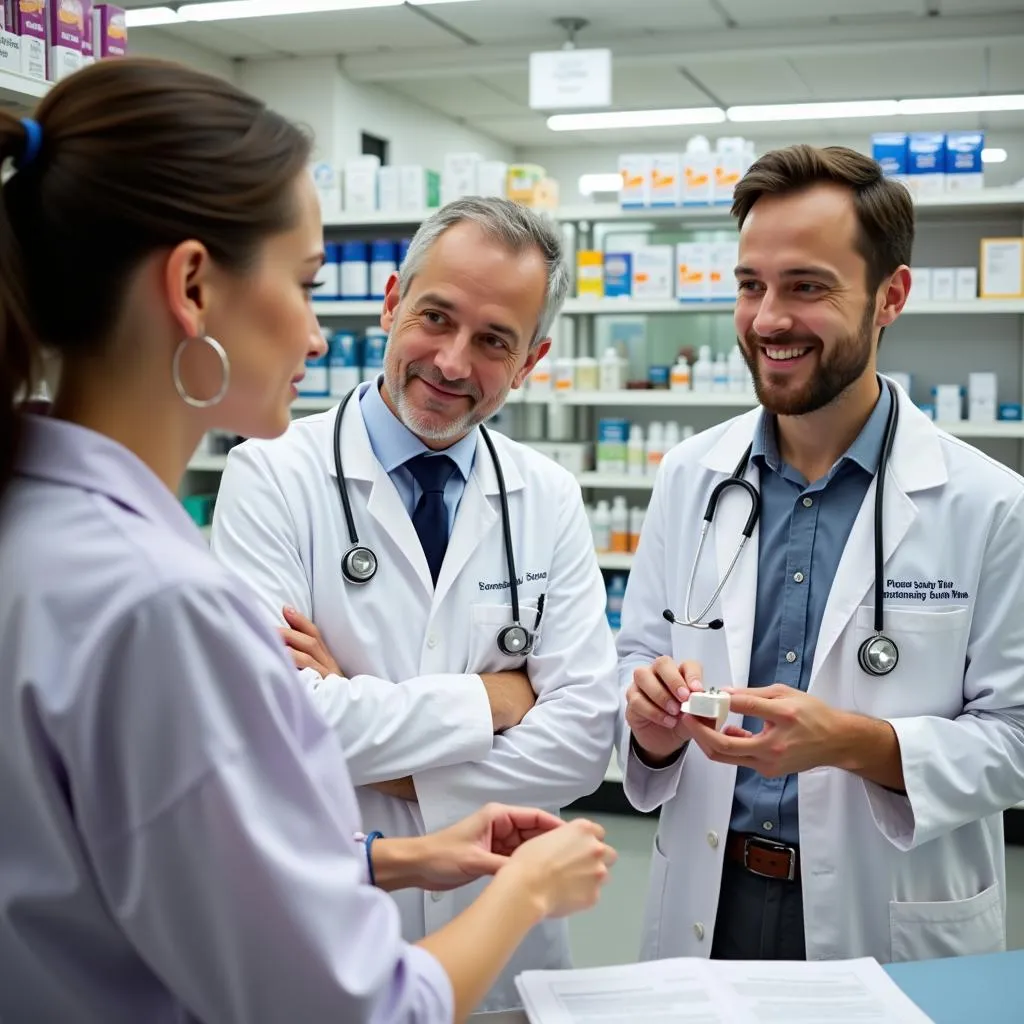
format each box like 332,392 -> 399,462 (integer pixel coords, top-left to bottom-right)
332,386 -> 535,658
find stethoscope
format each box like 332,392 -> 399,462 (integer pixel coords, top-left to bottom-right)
332,387 -> 539,658
664,379 -> 901,677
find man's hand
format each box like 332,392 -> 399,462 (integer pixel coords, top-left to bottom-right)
410,803 -> 567,891
370,776 -> 418,802
278,606 -> 342,678
683,684 -> 905,790
481,671 -> 537,733
625,657 -> 711,766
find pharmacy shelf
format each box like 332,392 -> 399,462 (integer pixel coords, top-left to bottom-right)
314,301 -> 382,317
559,390 -> 756,407
318,189 -> 1024,233
577,473 -> 656,490
596,553 -> 634,571
562,298 -> 1024,316
941,420 -> 1024,438
0,70 -> 49,111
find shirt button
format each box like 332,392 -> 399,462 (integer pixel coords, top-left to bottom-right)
693,922 -> 705,941
793,571 -> 805,583
802,497 -> 813,508
426,635 -> 438,649
706,831 -> 719,849
762,821 -> 774,832
431,891 -> 444,902
785,651 -> 797,663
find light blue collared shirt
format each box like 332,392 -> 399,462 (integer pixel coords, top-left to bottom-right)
730,379 -> 892,845
359,378 -> 478,537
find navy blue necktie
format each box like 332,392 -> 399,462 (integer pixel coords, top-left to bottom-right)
406,453 -> 457,585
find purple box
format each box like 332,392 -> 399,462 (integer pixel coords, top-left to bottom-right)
91,2 -> 123,58
10,0 -> 46,79
47,0 -> 83,80
79,0 -> 91,61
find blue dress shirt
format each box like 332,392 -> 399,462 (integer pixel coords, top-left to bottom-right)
729,380 -> 891,845
359,378 -> 478,538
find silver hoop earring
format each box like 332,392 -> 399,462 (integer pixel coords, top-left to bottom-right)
172,335 -> 230,409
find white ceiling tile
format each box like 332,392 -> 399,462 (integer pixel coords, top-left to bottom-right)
385,76 -> 527,119
689,57 -> 812,105
939,0 -> 1024,12
987,41 -> 1024,93
608,67 -> 712,109
720,0 -> 924,23
790,47 -> 989,100
430,0 -> 724,44
135,23 -> 281,58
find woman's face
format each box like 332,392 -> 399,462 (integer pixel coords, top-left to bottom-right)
205,171 -> 327,439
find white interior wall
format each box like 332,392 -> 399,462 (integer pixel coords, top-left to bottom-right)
236,58 -> 514,170
524,132 -> 1024,205
128,28 -> 237,82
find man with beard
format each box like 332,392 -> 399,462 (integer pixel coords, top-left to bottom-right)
617,145 -> 1024,966
208,197 -> 619,1012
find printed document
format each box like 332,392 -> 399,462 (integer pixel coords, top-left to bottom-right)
515,956 -> 934,1024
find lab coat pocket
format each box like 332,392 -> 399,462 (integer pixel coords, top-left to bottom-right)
850,605 -> 969,719
639,832 -> 671,961
465,601 -> 538,675
889,881 -> 1004,961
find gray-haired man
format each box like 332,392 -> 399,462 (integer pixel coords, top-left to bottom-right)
210,197 -> 619,1012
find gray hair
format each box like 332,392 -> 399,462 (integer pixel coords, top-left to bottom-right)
398,196 -> 570,347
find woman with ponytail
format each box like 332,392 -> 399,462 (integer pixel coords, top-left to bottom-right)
0,60 -> 613,1024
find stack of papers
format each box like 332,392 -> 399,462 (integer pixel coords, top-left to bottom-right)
515,956 -> 935,1023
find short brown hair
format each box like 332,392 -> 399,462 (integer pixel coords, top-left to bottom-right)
732,144 -> 915,293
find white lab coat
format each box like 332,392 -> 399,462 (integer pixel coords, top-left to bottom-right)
211,397 -> 619,1011
616,380 -> 1024,965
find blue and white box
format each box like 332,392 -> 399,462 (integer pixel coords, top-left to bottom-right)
328,330 -> 361,398
370,240 -> 397,300
340,241 -> 370,301
872,133 -> 908,182
597,418 -> 630,475
314,242 -> 339,300
999,402 -> 1022,421
606,573 -> 628,631
299,342 -> 329,397
907,133 -> 946,199
603,253 -> 632,298
944,131 -> 984,192
362,327 -> 387,383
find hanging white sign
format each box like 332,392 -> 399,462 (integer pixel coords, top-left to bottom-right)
529,48 -> 612,110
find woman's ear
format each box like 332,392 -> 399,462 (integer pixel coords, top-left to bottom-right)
164,240 -> 216,339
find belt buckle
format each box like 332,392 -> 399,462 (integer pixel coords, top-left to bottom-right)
743,835 -> 797,881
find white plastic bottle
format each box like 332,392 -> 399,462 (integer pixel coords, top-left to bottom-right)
575,355 -> 599,391
692,345 -> 714,393
626,423 -> 646,477
728,346 -> 748,393
670,356 -> 691,391
664,420 -> 680,453
712,352 -> 729,392
610,496 -> 630,553
628,506 -> 646,553
592,500 -> 612,554
599,346 -> 624,392
530,354 -> 553,394
646,421 -> 665,474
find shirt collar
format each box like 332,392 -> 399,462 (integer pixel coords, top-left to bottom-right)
751,376 -> 892,478
14,414 -> 206,548
359,375 -> 477,481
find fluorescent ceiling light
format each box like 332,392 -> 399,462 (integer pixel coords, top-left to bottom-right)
982,147 -> 1009,164
579,173 -> 623,195
125,5 -> 179,25
126,0 -> 478,25
898,94 -> 1024,115
548,108 -> 726,132
727,100 -> 899,123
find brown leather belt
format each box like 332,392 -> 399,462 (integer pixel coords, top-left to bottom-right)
725,831 -> 800,882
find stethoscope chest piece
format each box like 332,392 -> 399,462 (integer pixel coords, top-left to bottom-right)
341,545 -> 378,585
858,633 -> 899,676
496,623 -> 533,658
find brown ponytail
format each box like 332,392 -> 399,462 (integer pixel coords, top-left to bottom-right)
0,115 -> 37,502
0,58 -> 312,502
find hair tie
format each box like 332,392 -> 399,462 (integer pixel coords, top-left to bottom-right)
15,118 -> 42,169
